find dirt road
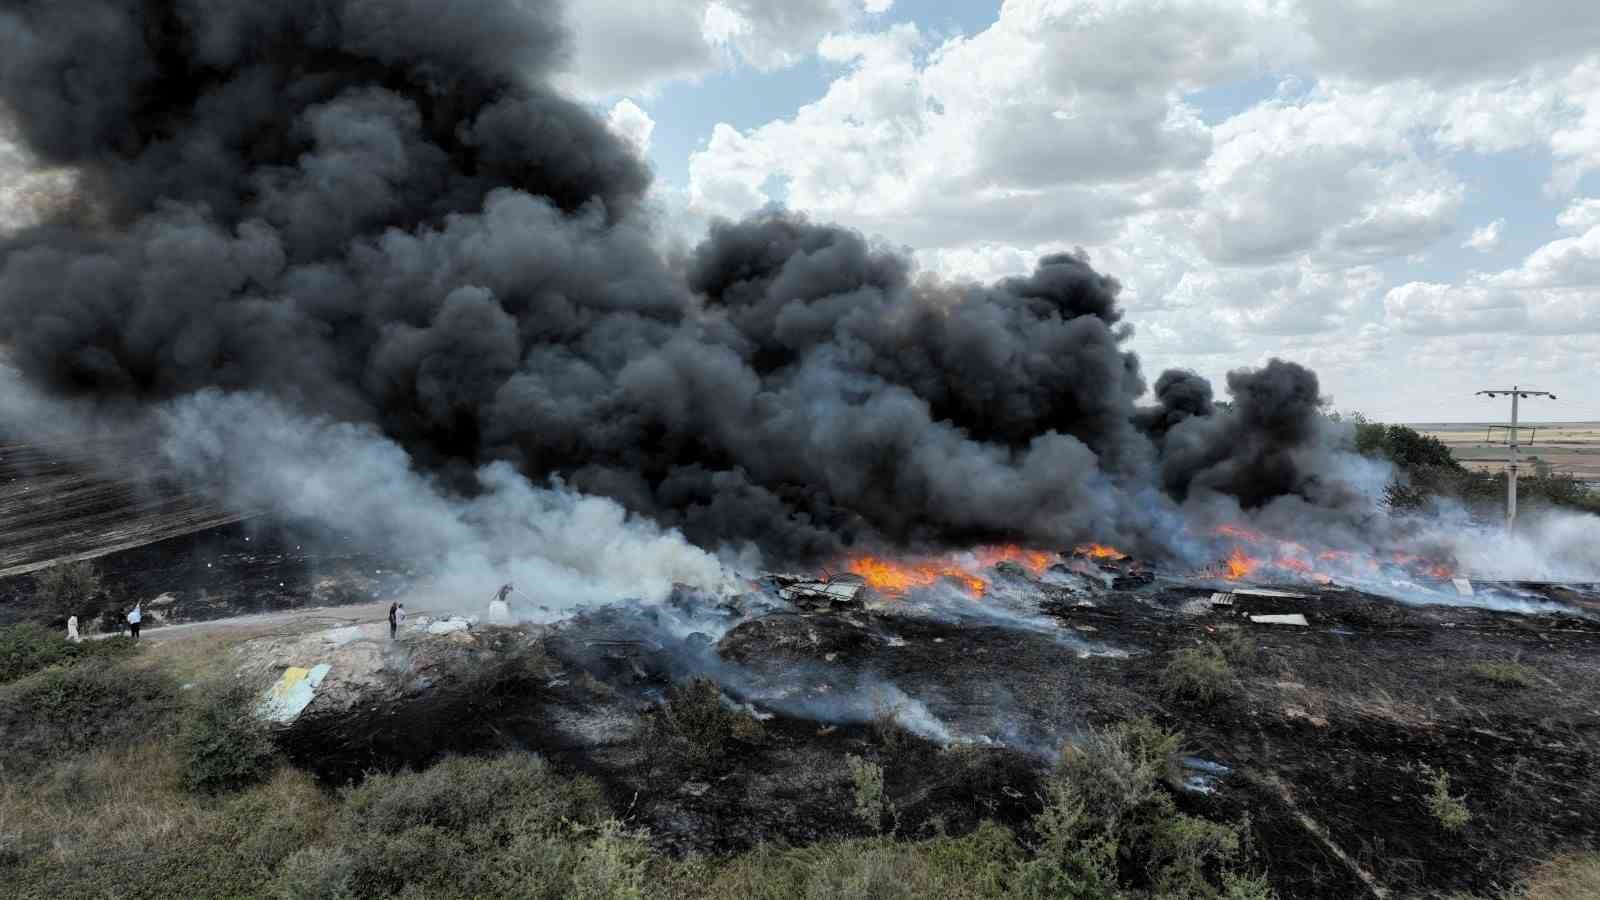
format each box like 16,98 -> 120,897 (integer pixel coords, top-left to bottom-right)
104,600 -> 448,644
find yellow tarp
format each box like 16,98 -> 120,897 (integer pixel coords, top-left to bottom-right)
269,666 -> 312,700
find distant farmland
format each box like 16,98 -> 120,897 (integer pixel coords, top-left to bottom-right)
1409,421 -> 1600,482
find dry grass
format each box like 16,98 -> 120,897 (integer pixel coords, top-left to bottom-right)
1415,422 -> 1600,480
1520,853 -> 1600,900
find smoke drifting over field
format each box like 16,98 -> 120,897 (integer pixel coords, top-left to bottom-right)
0,0 -> 1372,576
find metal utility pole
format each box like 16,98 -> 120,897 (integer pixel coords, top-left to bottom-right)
1475,386 -> 1556,532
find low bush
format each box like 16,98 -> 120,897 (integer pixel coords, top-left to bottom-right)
1424,766 -> 1471,832
0,622 -> 136,684
1163,644 -> 1235,706
1217,629 -> 1257,668
272,847 -> 357,900
846,754 -> 895,835
0,656 -> 177,768
332,752 -> 640,899
651,677 -> 765,769
657,822 -> 1025,900
180,684 -> 279,793
1023,718 -> 1267,899
34,559 -> 104,618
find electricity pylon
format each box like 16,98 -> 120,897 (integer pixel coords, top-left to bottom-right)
1475,386 -> 1556,532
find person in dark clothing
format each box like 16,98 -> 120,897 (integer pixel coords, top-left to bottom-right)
388,602 -> 398,640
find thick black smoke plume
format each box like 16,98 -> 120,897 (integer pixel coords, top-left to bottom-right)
0,0 -> 1362,565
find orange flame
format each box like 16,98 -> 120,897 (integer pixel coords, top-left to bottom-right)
844,544 -> 1061,597
976,544 -> 1058,574
1223,547 -> 1257,581
847,555 -> 988,596
1215,524 -> 1267,542
1276,556 -> 1312,574
1074,543 -> 1126,561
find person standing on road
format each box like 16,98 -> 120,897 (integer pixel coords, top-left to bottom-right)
388,601 -> 399,639
488,584 -> 513,624
126,603 -> 142,640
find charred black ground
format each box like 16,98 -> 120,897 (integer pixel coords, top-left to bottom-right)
264,566 -> 1600,900
2,0 -> 1369,567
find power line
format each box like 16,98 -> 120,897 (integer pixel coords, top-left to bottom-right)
1474,386 -> 1557,533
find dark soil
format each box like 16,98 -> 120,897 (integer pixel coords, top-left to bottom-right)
263,575 -> 1600,899
0,520 -> 413,631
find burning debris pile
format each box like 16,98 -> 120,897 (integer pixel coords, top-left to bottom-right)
238,536 -> 1600,897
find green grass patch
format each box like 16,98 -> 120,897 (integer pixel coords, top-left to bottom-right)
1469,660 -> 1536,689
0,622 -> 137,684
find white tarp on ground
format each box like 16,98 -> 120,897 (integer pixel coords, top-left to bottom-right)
426,617 -> 471,635
258,663 -> 332,723
1250,614 -> 1310,626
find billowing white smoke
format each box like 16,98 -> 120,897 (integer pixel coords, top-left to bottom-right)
156,390 -> 736,613
1417,505 -> 1600,583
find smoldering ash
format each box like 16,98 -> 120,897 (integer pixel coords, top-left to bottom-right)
0,0 -> 1369,569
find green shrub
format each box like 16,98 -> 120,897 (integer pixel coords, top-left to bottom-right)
1024,719 -> 1265,899
333,752 -> 632,899
34,559 -> 104,617
662,822 -> 1025,900
846,754 -> 894,835
0,657 -> 176,768
651,677 -> 765,769
1469,660 -> 1535,688
1163,644 -> 1234,706
0,622 -> 136,684
181,684 -> 278,793
273,847 -> 357,900
1424,766 -> 1471,832
1217,629 -> 1257,668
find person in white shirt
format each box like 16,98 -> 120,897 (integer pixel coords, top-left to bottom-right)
66,615 -> 80,643
126,603 -> 142,640
488,584 -> 513,624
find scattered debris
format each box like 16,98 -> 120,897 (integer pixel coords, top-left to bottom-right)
1209,592 -> 1236,606
1452,578 -> 1475,597
1251,613 -> 1310,627
1180,756 -> 1233,794
1233,588 -> 1311,599
259,663 -> 332,723
776,572 -> 867,609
